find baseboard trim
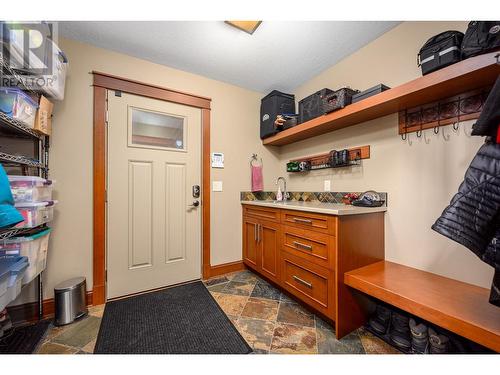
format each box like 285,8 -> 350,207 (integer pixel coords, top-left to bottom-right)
7,291 -> 94,325
207,261 -> 246,278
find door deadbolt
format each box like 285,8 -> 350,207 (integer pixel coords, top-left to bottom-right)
192,185 -> 200,198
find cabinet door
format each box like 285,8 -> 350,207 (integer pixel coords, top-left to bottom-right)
243,216 -> 259,269
259,220 -> 281,283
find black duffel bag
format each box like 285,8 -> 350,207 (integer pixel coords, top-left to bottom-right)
418,31 -> 464,75
461,21 -> 500,59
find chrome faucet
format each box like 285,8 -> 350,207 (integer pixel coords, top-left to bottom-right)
276,176 -> 288,201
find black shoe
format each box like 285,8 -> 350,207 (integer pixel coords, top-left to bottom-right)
0,309 -> 12,333
409,318 -> 428,354
368,304 -> 391,335
0,315 -> 12,332
389,312 -> 411,351
429,328 -> 450,354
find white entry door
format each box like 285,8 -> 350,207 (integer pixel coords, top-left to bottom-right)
107,91 -> 202,299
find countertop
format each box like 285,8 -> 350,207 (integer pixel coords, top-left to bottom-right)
241,200 -> 387,216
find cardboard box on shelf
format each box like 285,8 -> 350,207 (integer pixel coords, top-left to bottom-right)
34,96 -> 53,135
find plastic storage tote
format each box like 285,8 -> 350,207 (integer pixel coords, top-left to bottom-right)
0,228 -> 52,284
0,256 -> 28,311
0,87 -> 38,128
0,261 -> 11,310
8,176 -> 53,203
14,200 -> 57,229
0,261 -> 10,299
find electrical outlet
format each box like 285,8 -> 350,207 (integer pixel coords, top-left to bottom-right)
324,180 -> 331,192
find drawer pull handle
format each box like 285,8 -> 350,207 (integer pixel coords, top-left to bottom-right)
293,275 -> 313,289
293,241 -> 312,251
293,218 -> 312,224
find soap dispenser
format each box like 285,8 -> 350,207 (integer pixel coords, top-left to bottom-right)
276,177 -> 286,201
276,185 -> 283,201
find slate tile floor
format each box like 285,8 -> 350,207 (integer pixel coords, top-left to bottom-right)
35,270 -> 399,354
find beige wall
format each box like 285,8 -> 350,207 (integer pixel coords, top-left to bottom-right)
278,21 -> 493,288
15,37 -> 280,303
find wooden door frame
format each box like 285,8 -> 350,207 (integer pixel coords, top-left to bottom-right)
92,72 -> 214,305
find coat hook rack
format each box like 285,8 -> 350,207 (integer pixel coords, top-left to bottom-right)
399,87 -> 490,137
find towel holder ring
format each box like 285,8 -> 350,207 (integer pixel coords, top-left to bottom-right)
250,153 -> 262,166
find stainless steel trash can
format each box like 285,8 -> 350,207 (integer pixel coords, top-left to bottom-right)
54,277 -> 88,326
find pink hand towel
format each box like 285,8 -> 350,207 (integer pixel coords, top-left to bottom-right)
251,165 -> 263,192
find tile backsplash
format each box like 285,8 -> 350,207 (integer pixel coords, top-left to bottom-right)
241,191 -> 387,205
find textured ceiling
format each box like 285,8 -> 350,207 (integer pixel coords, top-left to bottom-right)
59,21 -> 400,93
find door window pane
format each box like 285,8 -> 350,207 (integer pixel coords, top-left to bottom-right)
130,108 -> 185,150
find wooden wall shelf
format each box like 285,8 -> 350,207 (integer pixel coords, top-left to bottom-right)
344,261 -> 500,352
263,51 -> 500,146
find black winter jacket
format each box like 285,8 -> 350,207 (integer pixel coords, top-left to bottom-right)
471,75 -> 500,138
432,142 -> 500,307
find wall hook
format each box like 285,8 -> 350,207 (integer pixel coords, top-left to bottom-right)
452,97 -> 461,132
442,126 -> 451,141
434,102 -> 441,135
464,122 -> 473,137
424,129 -> 431,144
416,107 -> 424,138
401,110 -> 409,141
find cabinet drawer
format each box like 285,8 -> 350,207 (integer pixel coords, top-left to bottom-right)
281,253 -> 334,317
282,226 -> 336,269
243,205 -> 280,222
281,209 -> 336,235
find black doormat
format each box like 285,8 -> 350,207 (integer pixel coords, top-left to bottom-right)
0,320 -> 50,354
94,281 -> 252,354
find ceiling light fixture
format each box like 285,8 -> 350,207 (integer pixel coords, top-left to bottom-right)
225,21 -> 262,35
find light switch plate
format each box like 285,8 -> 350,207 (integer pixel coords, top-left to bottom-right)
212,181 -> 223,192
324,180 -> 331,192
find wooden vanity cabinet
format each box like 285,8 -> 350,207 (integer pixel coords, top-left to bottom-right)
242,207 -> 281,284
242,203 -> 385,339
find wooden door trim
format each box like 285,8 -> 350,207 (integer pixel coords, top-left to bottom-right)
93,71 -> 211,110
93,72 -> 212,305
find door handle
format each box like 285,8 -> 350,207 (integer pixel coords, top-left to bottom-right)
293,275 -> 313,289
293,241 -> 312,251
254,223 -> 257,242
188,200 -> 200,208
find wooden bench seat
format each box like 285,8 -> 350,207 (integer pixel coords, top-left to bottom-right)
344,261 -> 500,352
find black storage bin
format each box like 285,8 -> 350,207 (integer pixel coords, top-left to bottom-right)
260,90 -> 295,139
352,84 -> 390,104
298,88 -> 334,124
322,87 -> 359,114
418,31 -> 464,75
461,21 -> 500,59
